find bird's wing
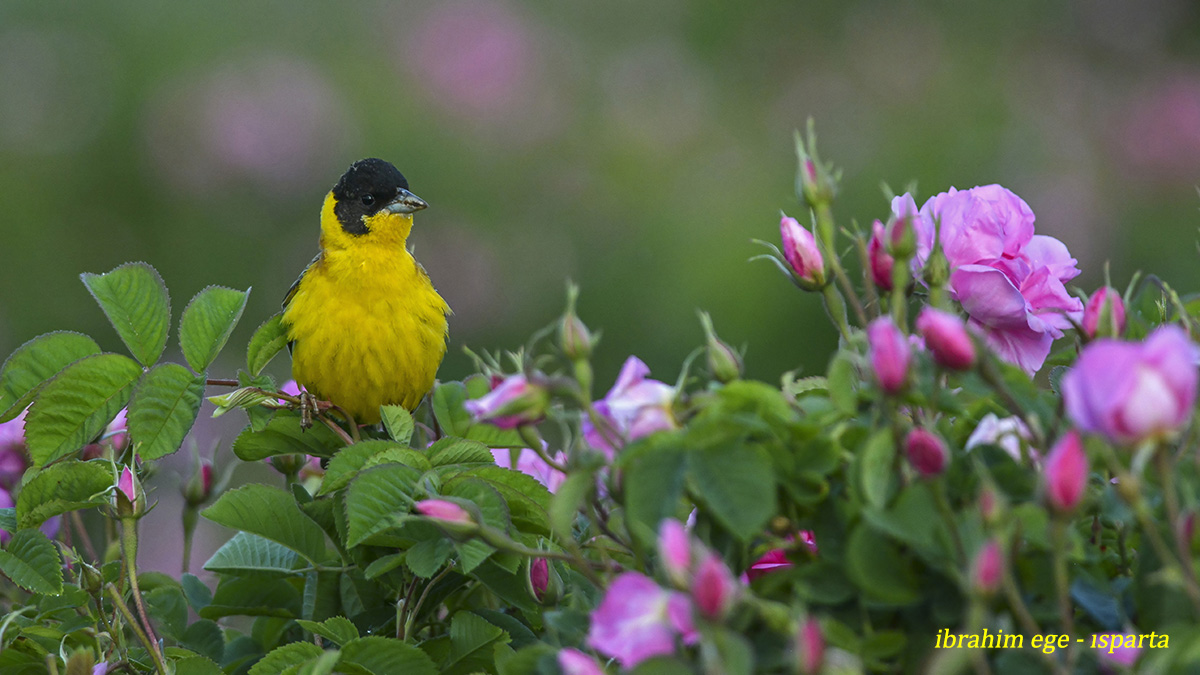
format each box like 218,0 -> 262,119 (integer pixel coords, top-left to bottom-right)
283,252 -> 323,310
282,252 -> 323,354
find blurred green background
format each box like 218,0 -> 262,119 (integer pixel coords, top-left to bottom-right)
3,0 -> 1200,391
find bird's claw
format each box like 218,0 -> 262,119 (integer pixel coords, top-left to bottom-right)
299,391 -> 318,429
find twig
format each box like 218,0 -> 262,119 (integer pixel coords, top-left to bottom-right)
105,583 -> 167,675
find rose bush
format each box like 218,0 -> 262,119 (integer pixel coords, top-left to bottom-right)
2,130 -> 1200,674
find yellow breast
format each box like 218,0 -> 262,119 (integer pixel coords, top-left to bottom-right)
283,235 -> 449,424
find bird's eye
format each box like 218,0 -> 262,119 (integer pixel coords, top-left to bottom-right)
360,194 -> 375,207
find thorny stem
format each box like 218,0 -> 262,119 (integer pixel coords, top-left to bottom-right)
105,583 -> 167,675
120,517 -> 164,669
815,204 -> 867,329
402,564 -> 456,640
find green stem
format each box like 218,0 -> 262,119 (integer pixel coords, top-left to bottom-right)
821,284 -> 852,341
1051,519 -> 1076,673
181,506 -> 197,574
932,481 -> 966,566
120,518 -> 164,670
105,583 -> 167,675
1157,448 -> 1200,606
476,526 -> 604,586
402,564 -> 456,641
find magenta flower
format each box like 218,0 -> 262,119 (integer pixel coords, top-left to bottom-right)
1063,326 -> 1198,445
118,466 -> 137,503
895,186 -> 1083,375
657,519 -> 692,587
530,558 -> 549,601
867,317 -> 910,394
867,220 -> 894,291
582,357 -> 676,457
557,649 -> 604,675
414,499 -> 473,524
780,215 -> 825,287
113,466 -> 144,518
970,539 -> 1003,596
586,572 -> 697,668
691,552 -> 738,620
1094,632 -> 1142,668
744,532 -> 817,582
796,618 -> 825,675
105,408 -> 129,451
491,447 -> 565,493
905,427 -> 949,477
1081,286 -> 1127,339
0,409 -> 29,490
1043,431 -> 1088,513
916,307 -> 976,370
464,374 -> 548,429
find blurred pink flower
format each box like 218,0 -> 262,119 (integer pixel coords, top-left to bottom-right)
868,317 -> 910,394
867,220 -> 894,291
491,447 -> 565,493
780,215 -> 824,287
691,552 -> 738,620
0,409 -> 29,489
1043,431 -> 1088,513
971,539 -> 1003,596
530,558 -> 549,601
1063,326 -> 1198,445
585,572 -> 697,668
1081,287 -> 1127,339
744,532 -> 818,582
557,648 -> 604,675
905,427 -> 949,477
657,519 -> 691,587
916,307 -> 976,370
414,499 -> 473,524
966,413 -> 1037,464
582,357 -> 676,457
1094,632 -> 1142,668
796,618 -> 825,675
465,374 -> 548,429
896,185 -> 1083,374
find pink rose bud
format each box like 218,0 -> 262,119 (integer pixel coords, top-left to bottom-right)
530,558 -> 549,601
970,539 -> 1003,596
916,307 -> 976,370
560,284 -> 594,361
414,499 -> 474,525
868,316 -> 911,394
867,220 -> 895,291
886,212 -> 916,259
557,649 -> 605,675
658,519 -> 692,588
905,427 -> 949,477
1081,287 -> 1126,339
699,312 -> 742,384
463,374 -> 549,429
780,215 -> 825,288
691,552 -> 738,620
978,486 -> 1005,525
114,466 -> 145,518
1063,326 -> 1198,445
1043,431 -> 1088,513
183,459 -> 214,507
796,617 -> 825,675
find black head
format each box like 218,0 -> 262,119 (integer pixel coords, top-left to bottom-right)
331,158 -> 423,235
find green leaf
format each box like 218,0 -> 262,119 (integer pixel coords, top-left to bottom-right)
203,532 -> 301,576
708,628 -> 753,675
145,586 -> 189,639
202,485 -> 330,566
248,313 -> 290,376
380,406 -> 414,445
338,636 -> 438,675
433,382 -> 525,448
0,508 -> 14,534
0,332 -> 101,423
173,656 -> 226,675
15,459 -> 113,528
248,642 -> 324,675
24,353 -> 142,466
181,573 -> 213,611
80,262 -> 171,366
687,434 -> 775,541
344,464 -> 423,547
621,433 -> 686,543
405,538 -> 453,578
426,437 -> 495,466
860,429 -> 895,510
459,466 -> 552,535
232,414 -> 344,461
127,363 -> 206,460
180,285 -> 251,373
318,440 -> 432,497
435,612 -> 509,675
845,523 -> 920,606
548,471 -> 594,542
0,528 -> 63,595
201,576 -> 302,620
826,352 -> 858,415
295,616 -> 359,647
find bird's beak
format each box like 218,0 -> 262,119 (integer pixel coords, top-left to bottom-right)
384,189 -> 428,214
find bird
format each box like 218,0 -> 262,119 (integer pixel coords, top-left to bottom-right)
281,158 -> 450,425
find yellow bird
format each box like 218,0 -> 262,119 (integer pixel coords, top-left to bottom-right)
282,158 -> 450,424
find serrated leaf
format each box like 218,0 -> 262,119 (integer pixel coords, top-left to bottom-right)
248,313 -> 289,376
80,262 -> 171,366
432,612 -> 508,675
248,642 -> 324,675
202,485 -> 329,566
295,616 -> 358,646
201,576 -> 302,620
0,528 -> 63,595
338,636 -> 437,675
180,285 -> 250,373
620,433 -> 685,543
0,332 -> 101,423
0,508 -> 14,534
426,437 -> 494,466
128,363 -> 206,460
380,405 -> 414,445
405,538 -> 452,578
145,586 -> 188,639
15,459 -> 113,528
860,429 -> 895,510
232,413 -> 344,461
687,435 -> 775,541
173,655 -> 225,675
24,353 -> 142,466
181,573 -> 213,611
458,466 -> 552,536
344,464 -> 423,547
203,531 -> 301,576
318,440 -> 432,496
827,353 -> 857,415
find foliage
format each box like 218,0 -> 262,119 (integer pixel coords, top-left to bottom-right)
2,134 -> 1200,675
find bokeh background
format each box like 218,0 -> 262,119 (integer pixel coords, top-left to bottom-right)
3,0 -> 1200,572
